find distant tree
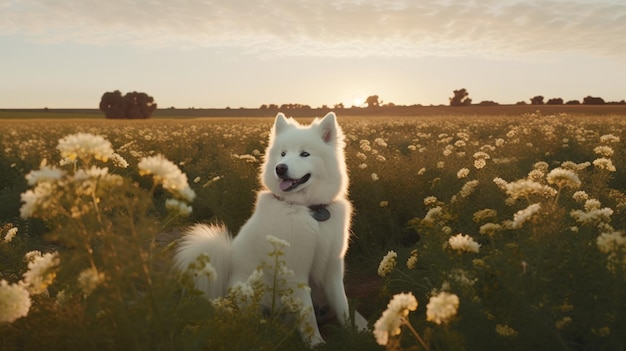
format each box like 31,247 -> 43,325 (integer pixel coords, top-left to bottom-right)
99,90 -> 125,119
259,104 -> 268,109
449,89 -> 472,106
565,100 -> 580,105
279,103 -> 311,110
516,101 -> 527,105
334,103 -> 345,109
530,96 -> 544,105
268,104 -> 279,110
478,100 -> 499,106
100,90 -> 156,119
546,98 -> 564,105
123,92 -> 157,119
365,95 -> 380,108
582,96 -> 605,105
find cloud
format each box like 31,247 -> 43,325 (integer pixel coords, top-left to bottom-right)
1,0 -> 625,58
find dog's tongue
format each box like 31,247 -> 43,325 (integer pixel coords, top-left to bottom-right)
280,179 -> 295,191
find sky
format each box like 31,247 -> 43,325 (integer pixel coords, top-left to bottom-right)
1,0 -> 625,109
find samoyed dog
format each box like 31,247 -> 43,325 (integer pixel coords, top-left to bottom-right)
174,112 -> 367,345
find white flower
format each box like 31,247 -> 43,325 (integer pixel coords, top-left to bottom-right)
596,231 -> 626,254
165,198 -> 193,217
111,153 -> 129,168
57,132 -> 114,163
457,168 -> 470,179
600,134 -> 620,143
422,206 -> 443,225
229,281 -> 255,304
23,250 -> 42,262
406,249 -> 418,270
448,234 -> 480,253
528,169 -> 544,182
378,250 -> 397,277
373,292 -> 418,345
512,203 -> 541,229
474,158 -> 487,169
505,179 -> 556,200
546,168 -> 581,189
19,181 -> 56,219
572,191 -> 589,203
426,292 -> 459,325
495,324 -> 518,337
533,161 -> 549,172
138,154 -> 196,201
77,267 -> 106,297
371,173 -> 379,181
458,180 -> 479,198
479,223 -> 501,236
3,227 -> 18,243
0,280 -> 32,323
423,196 -> 438,206
266,235 -> 291,249
25,166 -> 65,186
593,158 -> 616,172
374,138 -> 388,147
22,252 -> 60,295
493,177 -> 508,190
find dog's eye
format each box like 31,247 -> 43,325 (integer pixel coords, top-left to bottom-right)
280,151 -> 286,157
300,151 -> 310,157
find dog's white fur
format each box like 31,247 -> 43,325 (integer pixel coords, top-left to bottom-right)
174,112 -> 366,345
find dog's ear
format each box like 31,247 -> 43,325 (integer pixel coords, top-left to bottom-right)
319,112 -> 338,144
273,113 -> 290,135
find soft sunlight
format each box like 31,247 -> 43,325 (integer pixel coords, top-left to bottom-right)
352,97 -> 365,108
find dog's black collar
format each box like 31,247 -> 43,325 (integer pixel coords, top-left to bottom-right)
273,195 -> 331,222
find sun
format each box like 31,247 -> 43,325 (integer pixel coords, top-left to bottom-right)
352,97 -> 365,107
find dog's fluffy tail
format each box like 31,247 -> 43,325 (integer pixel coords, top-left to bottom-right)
174,223 -> 232,299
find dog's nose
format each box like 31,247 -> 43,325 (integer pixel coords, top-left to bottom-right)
275,164 -> 288,177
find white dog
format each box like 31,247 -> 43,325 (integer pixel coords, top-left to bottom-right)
174,112 -> 367,345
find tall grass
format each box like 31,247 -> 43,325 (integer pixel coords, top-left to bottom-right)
1,112 -> 625,350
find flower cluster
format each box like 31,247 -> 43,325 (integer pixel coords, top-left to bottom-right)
0,280 -> 31,323
448,234 -> 480,253
373,292 -> 418,345
426,291 -> 460,325
57,132 -> 114,164
378,250 -> 398,277
138,154 -> 196,201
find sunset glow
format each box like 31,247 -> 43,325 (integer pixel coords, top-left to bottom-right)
0,0 -> 625,108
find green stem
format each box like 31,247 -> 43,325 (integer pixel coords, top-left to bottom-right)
402,317 -> 430,351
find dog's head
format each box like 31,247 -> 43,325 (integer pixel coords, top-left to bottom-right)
261,112 -> 348,205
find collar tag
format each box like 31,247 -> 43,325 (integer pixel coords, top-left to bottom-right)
309,205 -> 330,222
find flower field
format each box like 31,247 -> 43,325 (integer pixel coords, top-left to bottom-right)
1,112 -> 625,350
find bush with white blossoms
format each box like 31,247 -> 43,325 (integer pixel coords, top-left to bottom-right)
1,132 -> 209,349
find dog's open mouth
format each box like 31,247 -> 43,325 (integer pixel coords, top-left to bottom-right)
279,173 -> 311,192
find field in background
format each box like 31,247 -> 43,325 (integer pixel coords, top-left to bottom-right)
1,112 -> 625,350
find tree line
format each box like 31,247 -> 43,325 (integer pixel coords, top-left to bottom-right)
259,89 -> 624,110
99,88 -> 624,118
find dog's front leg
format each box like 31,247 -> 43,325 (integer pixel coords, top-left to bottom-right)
293,286 -> 326,346
322,264 -> 369,331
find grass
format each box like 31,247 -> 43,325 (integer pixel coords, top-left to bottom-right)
1,111 -> 625,350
